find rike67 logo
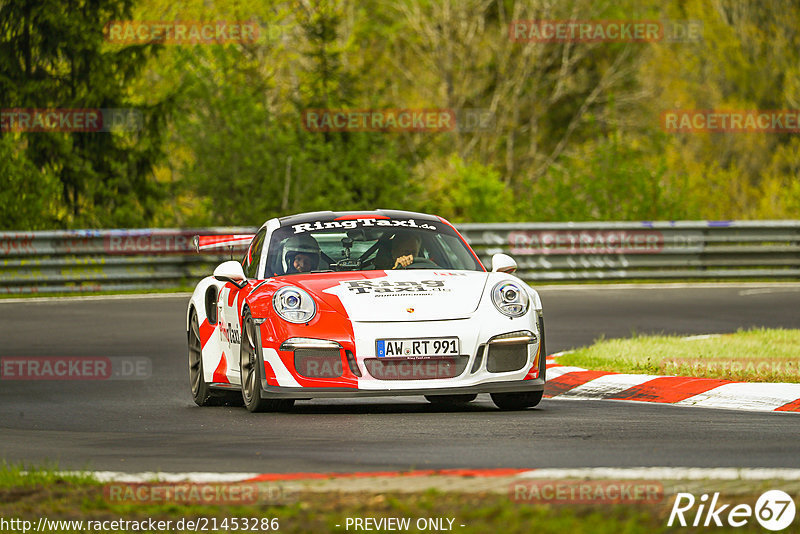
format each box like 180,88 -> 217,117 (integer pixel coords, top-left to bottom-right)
668,490 -> 796,531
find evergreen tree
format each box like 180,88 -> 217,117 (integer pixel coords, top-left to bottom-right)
0,0 -> 168,228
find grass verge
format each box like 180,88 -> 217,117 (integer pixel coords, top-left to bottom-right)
1,465 -> 793,533
557,328 -> 800,383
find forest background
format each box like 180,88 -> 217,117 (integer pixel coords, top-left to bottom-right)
1,0 -> 798,230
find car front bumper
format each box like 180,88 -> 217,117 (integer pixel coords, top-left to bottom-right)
258,376 -> 545,399
258,311 -> 547,398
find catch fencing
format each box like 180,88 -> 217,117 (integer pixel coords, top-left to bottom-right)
1,221 -> 798,294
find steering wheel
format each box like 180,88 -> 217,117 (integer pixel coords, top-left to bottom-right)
399,256 -> 438,269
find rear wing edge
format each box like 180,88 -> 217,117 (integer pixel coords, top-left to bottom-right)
193,234 -> 255,253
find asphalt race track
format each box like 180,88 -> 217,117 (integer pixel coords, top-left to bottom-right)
1,284 -> 799,473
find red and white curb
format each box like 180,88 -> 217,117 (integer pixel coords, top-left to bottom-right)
57,468 -> 800,492
544,354 -> 800,413
70,468 -> 529,483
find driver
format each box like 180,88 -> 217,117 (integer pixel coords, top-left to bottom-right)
281,234 -> 321,273
390,232 -> 422,269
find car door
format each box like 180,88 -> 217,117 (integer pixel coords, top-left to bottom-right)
218,229 -> 266,384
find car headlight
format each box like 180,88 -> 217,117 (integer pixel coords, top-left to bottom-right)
273,286 -> 316,324
491,281 -> 529,318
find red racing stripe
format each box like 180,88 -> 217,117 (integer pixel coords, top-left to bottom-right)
523,344 -> 541,380
227,284 -> 238,307
213,352 -> 229,383
246,467 -> 528,482
775,398 -> 800,412
199,318 -> 215,349
263,360 -> 279,386
334,214 -> 390,220
607,376 -> 732,403
544,370 -> 614,397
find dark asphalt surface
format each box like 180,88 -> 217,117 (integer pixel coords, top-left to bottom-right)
0,284 -> 799,473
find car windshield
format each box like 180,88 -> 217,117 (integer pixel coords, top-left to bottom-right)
265,217 -> 484,276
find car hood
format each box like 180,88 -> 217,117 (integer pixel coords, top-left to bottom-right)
290,270 -> 490,322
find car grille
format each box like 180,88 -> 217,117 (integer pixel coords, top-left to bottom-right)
364,356 -> 469,380
294,348 -> 344,378
486,343 -> 530,373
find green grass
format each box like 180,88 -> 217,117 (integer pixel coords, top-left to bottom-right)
558,328 -> 800,383
0,462 -> 96,488
3,465 -> 797,533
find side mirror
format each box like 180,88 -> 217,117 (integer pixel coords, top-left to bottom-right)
491,253 -> 517,274
213,260 -> 247,288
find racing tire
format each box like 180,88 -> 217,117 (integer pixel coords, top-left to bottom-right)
240,310 -> 295,413
424,394 -> 477,405
188,311 -> 243,407
188,311 -> 216,406
490,390 -> 543,411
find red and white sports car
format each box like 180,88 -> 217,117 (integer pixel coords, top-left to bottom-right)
186,210 -> 546,412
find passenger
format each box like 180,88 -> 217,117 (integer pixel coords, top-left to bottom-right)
291,252 -> 316,272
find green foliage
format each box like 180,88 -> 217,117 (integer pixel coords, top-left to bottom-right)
2,0 -> 799,229
0,136 -> 62,230
415,155 -> 515,223
0,0 -> 168,229
166,0 -> 419,226
526,132 -> 691,221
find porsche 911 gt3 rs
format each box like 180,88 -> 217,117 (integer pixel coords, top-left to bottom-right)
186,210 -> 546,412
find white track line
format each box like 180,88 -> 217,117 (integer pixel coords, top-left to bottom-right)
57,471 -> 262,483
676,382 -> 800,411
536,282 -> 800,291
518,467 -> 800,480
0,293 -> 192,304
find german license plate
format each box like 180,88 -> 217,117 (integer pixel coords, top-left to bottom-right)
376,337 -> 459,358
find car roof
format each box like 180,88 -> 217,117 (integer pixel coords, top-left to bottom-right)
277,209 -> 441,227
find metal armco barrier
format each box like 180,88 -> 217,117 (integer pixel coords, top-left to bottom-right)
458,220 -> 800,281
1,221 -> 798,293
0,228 -> 253,294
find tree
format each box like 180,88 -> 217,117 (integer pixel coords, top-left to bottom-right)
0,0 -> 168,229
165,0 -> 420,226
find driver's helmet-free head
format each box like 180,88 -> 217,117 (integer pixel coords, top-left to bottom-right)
281,234 -> 321,273
390,231 -> 421,258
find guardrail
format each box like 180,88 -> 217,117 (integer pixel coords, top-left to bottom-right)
458,220 -> 800,282
0,228 -> 253,294
1,221 -> 798,293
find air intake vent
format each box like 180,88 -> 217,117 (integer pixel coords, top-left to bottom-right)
486,344 -> 529,373
294,348 -> 344,378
